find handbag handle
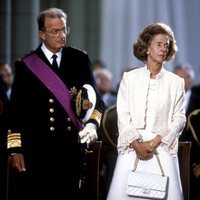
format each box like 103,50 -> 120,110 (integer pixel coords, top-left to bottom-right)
132,150 -> 165,176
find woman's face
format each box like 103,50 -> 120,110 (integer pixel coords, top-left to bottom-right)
147,34 -> 170,65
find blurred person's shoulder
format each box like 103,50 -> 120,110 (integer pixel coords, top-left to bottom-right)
192,84 -> 200,95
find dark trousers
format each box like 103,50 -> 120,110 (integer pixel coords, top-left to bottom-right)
0,149 -> 7,200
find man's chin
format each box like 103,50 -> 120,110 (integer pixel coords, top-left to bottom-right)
59,43 -> 65,48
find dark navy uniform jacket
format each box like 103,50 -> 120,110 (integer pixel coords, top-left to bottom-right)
7,45 -> 105,200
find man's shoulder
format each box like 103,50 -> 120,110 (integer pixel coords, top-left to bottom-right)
16,50 -> 35,63
64,46 -> 88,55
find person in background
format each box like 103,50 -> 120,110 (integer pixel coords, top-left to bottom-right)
92,66 -> 116,200
185,86 -> 200,200
114,66 -> 136,95
0,64 -> 14,200
0,63 -> 14,102
7,7 -> 105,200
174,64 -> 200,199
92,66 -> 117,200
173,63 -> 195,113
93,68 -> 116,108
107,22 -> 186,200
91,59 -> 107,71
0,76 -> 10,200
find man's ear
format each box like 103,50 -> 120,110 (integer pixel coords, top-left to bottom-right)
39,31 -> 45,41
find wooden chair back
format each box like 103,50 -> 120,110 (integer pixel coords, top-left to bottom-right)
86,141 -> 102,200
178,141 -> 192,200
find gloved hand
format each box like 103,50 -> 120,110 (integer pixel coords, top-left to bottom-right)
79,123 -> 98,144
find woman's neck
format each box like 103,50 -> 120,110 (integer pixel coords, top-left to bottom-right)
147,63 -> 162,79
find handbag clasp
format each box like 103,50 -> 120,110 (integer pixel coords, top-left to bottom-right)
143,188 -> 150,194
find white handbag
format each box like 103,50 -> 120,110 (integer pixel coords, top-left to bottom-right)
126,151 -> 169,199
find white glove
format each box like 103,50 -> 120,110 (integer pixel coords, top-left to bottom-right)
79,123 -> 98,144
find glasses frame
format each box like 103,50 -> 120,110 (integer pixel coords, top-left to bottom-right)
43,26 -> 70,36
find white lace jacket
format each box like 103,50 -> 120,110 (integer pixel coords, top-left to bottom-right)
117,66 -> 186,154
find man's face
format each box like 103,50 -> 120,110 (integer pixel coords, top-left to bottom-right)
39,16 -> 67,53
175,68 -> 193,92
0,64 -> 13,89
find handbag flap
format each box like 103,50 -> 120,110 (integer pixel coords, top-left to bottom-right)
127,171 -> 168,192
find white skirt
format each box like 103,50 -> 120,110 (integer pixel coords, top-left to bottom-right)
107,147 -> 183,200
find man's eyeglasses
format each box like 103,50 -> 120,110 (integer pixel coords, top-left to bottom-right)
43,26 -> 70,36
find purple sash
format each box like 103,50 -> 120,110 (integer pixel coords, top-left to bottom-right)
23,53 -> 82,130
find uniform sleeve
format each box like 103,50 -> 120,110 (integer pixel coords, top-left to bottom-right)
7,60 -> 25,155
79,52 -> 105,128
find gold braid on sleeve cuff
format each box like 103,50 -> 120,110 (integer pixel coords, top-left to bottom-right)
89,109 -> 102,126
7,129 -> 22,149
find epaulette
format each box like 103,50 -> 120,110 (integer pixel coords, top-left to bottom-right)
81,49 -> 87,55
73,46 -> 87,55
17,50 -> 34,62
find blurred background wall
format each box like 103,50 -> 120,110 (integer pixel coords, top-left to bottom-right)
1,0 -> 200,89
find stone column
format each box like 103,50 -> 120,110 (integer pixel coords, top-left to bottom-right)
11,0 -> 40,63
0,0 -> 12,64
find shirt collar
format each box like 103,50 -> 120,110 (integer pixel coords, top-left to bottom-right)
41,43 -> 62,66
144,64 -> 165,79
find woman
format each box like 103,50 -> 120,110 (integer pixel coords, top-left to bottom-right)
107,22 -> 186,200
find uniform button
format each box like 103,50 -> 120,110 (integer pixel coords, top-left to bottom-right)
50,127 -> 55,131
50,117 -> 54,122
67,117 -> 71,122
49,99 -> 54,103
49,108 -> 54,113
67,126 -> 72,131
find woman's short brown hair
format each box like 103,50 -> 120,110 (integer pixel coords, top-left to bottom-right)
133,22 -> 178,62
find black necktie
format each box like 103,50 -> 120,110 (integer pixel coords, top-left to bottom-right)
52,54 -> 58,71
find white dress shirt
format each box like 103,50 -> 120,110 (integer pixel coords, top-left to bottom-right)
41,43 -> 62,67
